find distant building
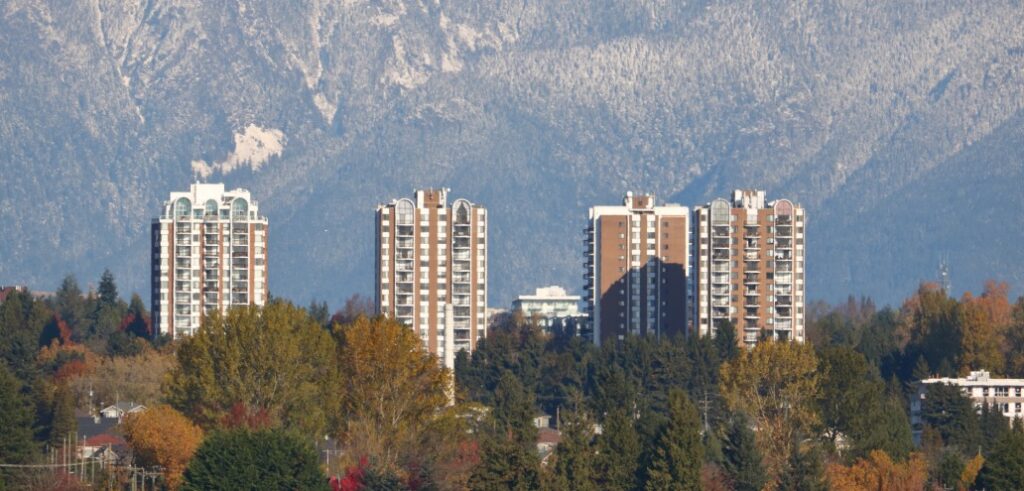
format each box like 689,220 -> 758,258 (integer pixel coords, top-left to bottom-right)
692,190 -> 806,346
512,286 -> 585,333
376,189 -> 487,369
911,370 -> 1024,443
99,402 -> 146,420
0,285 -> 27,303
584,193 -> 690,346
152,183 -> 268,338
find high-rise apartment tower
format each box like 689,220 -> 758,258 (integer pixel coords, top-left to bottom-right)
152,183 -> 268,338
583,193 -> 689,346
376,189 -> 487,368
692,190 -> 805,346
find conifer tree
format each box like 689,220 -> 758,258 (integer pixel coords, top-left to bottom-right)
0,364 -> 37,486
976,419 -> 1024,490
722,414 -> 765,491
551,401 -> 597,491
594,407 -> 641,491
469,372 -> 541,491
778,435 -> 826,491
644,388 -> 703,491
48,383 -> 77,447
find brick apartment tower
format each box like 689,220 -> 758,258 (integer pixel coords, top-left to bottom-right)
376,189 -> 487,369
584,193 -> 689,346
151,183 -> 268,339
692,190 -> 806,346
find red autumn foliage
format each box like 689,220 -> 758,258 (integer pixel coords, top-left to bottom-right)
331,455 -> 369,491
53,359 -> 89,383
220,402 -> 272,430
40,314 -> 74,347
119,311 -> 153,338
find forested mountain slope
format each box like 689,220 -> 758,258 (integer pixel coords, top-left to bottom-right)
1,0 -> 1022,305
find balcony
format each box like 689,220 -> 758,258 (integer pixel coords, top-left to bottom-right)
711,264 -> 730,273
744,240 -> 760,250
744,288 -> 759,296
744,252 -> 759,260
396,225 -> 414,237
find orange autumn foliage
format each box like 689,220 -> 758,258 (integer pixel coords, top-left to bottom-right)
122,405 -> 204,489
827,450 -> 929,491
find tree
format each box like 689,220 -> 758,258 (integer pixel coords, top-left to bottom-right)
1005,297 -> 1024,377
980,401 -> 1010,452
48,383 -> 77,447
594,408 -> 642,491
826,450 -> 928,491
97,269 -> 118,308
919,383 -> 981,452
334,315 -> 450,472
958,291 -> 1005,375
777,435 -> 826,491
0,288 -> 49,381
976,419 -> 1024,490
551,400 -> 597,491
0,364 -> 37,486
644,388 -> 703,491
330,294 -> 375,325
181,429 -> 327,490
720,340 -> 820,480
122,405 -> 204,488
469,372 -> 540,491
899,284 -> 959,377
713,320 -> 739,362
721,414 -> 765,491
54,274 -> 85,332
69,349 -> 173,407
165,301 -> 340,436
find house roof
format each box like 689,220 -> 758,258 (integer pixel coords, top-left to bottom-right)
102,402 -> 145,413
537,428 -> 562,445
83,434 -> 126,448
76,416 -> 119,439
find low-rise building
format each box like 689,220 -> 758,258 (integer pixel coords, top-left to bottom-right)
910,370 -> 1024,443
512,286 -> 586,334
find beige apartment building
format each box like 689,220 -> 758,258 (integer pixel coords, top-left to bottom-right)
376,189 -> 487,368
151,183 -> 268,339
692,190 -> 806,346
911,370 -> 1024,443
583,193 -> 689,346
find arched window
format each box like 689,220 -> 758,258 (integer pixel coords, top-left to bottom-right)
174,198 -> 191,218
204,199 -> 218,217
774,199 -> 794,216
231,198 -> 249,220
396,199 -> 414,225
454,200 -> 471,224
710,199 -> 730,225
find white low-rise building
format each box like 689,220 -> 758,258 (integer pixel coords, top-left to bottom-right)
512,286 -> 586,333
911,370 -> 1024,443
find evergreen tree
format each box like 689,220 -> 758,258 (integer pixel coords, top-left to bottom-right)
980,401 -> 1010,452
181,429 -> 327,490
54,274 -> 85,331
911,355 -> 931,381
0,364 -> 37,486
713,320 -> 740,362
920,383 -> 981,452
721,414 -> 765,491
551,402 -> 597,491
777,436 -> 826,491
361,465 -> 406,491
469,372 -> 541,491
644,389 -> 702,491
97,269 -> 118,308
48,383 -> 77,447
0,289 -> 48,381
933,450 -> 965,490
594,407 -> 641,491
976,419 -> 1024,490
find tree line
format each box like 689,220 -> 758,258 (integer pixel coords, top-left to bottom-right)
2,273 -> 1024,489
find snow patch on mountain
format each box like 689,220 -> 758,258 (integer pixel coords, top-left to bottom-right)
191,125 -> 286,178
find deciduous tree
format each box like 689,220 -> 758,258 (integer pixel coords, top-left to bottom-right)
122,405 -> 204,488
334,315 -> 450,473
720,340 -> 820,480
826,450 -> 928,491
165,301 -> 339,436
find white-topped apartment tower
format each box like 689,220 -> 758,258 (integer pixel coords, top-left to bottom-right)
376,189 -> 487,369
692,190 -> 806,346
151,183 -> 268,338
584,193 -> 690,346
